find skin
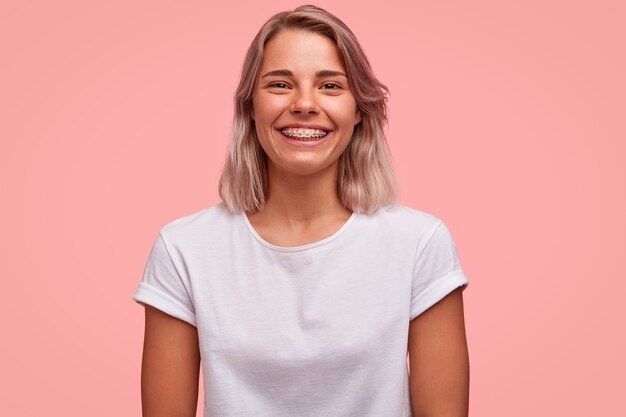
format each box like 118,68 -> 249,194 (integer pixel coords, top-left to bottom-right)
139,28 -> 469,416
140,305 -> 200,417
247,29 -> 362,244
409,287 -> 470,416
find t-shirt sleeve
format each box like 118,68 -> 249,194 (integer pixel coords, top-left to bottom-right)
410,220 -> 469,321
132,231 -> 197,327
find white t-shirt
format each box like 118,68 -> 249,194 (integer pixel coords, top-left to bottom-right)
132,202 -> 469,417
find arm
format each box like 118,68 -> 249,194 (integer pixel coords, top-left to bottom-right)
140,304 -> 201,417
408,287 -> 470,417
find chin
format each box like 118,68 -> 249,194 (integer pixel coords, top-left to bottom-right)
276,160 -> 336,177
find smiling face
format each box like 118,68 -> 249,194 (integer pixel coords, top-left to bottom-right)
251,29 -> 362,178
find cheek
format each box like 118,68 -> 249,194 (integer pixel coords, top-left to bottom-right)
324,99 -> 359,125
253,96 -> 287,122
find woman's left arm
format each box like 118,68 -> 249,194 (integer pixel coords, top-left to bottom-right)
408,287 -> 470,417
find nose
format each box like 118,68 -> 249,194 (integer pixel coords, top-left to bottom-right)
290,88 -> 319,115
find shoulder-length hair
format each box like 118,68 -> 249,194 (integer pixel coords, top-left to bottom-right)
218,4 -> 397,214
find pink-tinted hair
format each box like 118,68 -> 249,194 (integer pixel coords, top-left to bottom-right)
218,4 -> 397,214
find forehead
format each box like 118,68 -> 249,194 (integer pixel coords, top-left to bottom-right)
260,29 -> 346,73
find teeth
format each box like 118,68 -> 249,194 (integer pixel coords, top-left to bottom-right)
281,128 -> 328,139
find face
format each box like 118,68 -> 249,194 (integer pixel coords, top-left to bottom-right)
251,29 -> 362,178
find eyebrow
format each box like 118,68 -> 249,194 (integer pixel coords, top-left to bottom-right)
261,69 -> 348,78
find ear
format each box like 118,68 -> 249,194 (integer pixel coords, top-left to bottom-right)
354,108 -> 362,126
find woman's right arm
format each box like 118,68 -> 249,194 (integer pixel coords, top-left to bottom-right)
140,304 -> 201,417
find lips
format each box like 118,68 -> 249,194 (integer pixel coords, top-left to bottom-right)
276,128 -> 333,144
276,124 -> 333,141
277,124 -> 333,131
282,128 -> 328,139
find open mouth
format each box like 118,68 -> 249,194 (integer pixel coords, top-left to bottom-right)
277,127 -> 331,141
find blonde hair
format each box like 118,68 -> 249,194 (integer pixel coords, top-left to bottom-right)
218,4 -> 397,214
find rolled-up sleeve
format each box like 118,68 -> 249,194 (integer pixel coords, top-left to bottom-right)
410,220 -> 469,321
132,231 -> 196,327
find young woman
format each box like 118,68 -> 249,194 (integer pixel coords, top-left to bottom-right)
133,5 -> 470,416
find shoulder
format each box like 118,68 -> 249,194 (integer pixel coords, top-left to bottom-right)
367,203 -> 443,237
350,204 -> 445,254
158,202 -> 237,245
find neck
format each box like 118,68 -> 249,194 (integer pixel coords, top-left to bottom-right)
256,161 -> 350,225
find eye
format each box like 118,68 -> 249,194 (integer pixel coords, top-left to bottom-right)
321,82 -> 342,90
267,82 -> 290,89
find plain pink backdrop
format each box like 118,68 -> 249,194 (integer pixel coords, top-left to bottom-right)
1,0 -> 624,415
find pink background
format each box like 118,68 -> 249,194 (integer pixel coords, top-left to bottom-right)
1,0 -> 624,415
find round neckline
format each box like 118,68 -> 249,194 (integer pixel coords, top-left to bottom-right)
241,210 -> 357,252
